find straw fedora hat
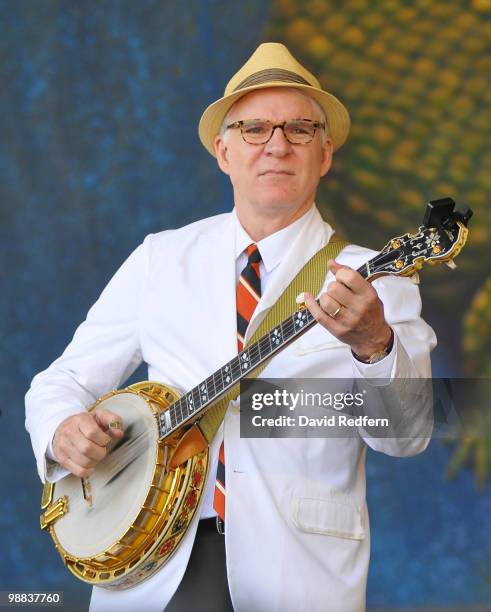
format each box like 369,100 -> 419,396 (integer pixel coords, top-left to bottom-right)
198,42 -> 350,157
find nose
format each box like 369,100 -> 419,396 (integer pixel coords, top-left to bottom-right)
263,125 -> 291,156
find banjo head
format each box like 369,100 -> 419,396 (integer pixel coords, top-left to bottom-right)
53,392 -> 159,558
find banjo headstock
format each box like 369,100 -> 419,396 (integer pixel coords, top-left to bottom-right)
365,198 -> 472,281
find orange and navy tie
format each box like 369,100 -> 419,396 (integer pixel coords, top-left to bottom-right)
213,244 -> 262,524
236,243 -> 262,351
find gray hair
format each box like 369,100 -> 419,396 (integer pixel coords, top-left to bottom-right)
219,88 -> 330,144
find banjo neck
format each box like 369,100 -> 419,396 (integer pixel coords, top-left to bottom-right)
158,198 -> 471,440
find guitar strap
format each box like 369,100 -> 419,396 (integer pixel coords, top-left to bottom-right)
169,237 -> 348,467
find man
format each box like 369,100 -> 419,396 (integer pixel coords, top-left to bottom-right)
26,43 -> 435,611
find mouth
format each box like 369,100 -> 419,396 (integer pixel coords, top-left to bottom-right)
258,170 -> 295,176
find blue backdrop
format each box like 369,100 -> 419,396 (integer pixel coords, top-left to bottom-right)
1,2 -> 489,610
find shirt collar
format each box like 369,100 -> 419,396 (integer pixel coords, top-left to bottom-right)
233,205 -> 317,273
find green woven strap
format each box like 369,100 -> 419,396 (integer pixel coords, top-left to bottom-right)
198,237 -> 348,443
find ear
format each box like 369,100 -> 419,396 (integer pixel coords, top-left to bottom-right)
214,134 -> 230,175
319,137 -> 333,177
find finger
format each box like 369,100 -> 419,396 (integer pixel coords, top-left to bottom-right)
78,414 -> 112,447
329,260 -> 368,294
333,268 -> 367,294
305,292 -> 341,325
68,432 -> 107,465
66,430 -> 110,466
319,293 -> 344,319
62,456 -> 95,479
94,409 -> 125,438
325,280 -> 351,307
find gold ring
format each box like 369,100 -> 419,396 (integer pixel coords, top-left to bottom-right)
328,306 -> 342,319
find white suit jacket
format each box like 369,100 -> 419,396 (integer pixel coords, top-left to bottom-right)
25,207 -> 436,612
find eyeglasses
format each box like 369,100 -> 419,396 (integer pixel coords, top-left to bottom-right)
226,119 -> 326,145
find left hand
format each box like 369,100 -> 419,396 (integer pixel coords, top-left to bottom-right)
304,260 -> 392,361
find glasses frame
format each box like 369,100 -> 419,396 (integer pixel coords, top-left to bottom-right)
226,118 -> 326,145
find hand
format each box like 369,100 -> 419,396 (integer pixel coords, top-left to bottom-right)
52,409 -> 124,478
304,260 -> 392,361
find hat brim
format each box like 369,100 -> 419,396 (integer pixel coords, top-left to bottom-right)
198,82 -> 350,156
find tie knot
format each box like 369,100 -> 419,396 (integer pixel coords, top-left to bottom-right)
246,243 -> 261,264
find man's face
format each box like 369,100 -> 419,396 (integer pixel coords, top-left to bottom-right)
214,88 -> 333,221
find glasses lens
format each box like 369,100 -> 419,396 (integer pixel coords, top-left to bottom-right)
284,120 -> 316,144
240,120 -> 272,144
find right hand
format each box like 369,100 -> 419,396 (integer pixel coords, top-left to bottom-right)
52,409 -> 124,478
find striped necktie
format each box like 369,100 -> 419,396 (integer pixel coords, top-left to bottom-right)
213,243 -> 262,524
236,243 -> 262,351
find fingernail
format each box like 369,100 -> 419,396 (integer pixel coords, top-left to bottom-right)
109,421 -> 123,430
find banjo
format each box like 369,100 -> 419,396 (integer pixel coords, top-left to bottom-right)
40,198 -> 471,590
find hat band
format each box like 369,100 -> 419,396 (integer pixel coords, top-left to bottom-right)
232,68 -> 311,92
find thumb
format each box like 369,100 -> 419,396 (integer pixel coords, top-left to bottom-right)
94,409 -> 125,437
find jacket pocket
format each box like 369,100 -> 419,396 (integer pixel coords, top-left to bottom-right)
291,496 -> 365,540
